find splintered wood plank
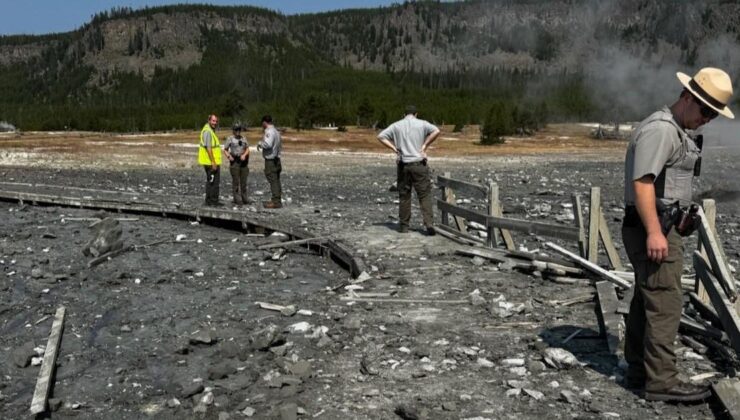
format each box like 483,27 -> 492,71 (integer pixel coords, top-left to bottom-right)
442,172 -> 467,231
598,209 -> 624,271
456,247 -> 507,264
497,203 -> 516,250
339,297 -> 467,304
544,242 -> 631,289
713,379 -> 740,420
487,182 -> 499,248
689,291 -> 722,328
694,251 -> 740,355
437,175 -> 488,197
434,224 -> 485,245
588,187 -> 601,263
596,281 -> 622,354
697,207 -> 737,301
30,306 -> 66,415
697,199 -> 716,304
617,284 -> 635,315
571,194 -> 587,258
488,182 -> 515,250
257,237 -> 329,250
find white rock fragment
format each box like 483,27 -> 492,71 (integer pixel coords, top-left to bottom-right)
287,322 -> 312,334
543,348 -> 580,369
509,367 -> 527,376
468,289 -> 487,306
683,351 -> 704,361
505,388 -> 521,397
501,358 -> 525,367
354,271 -> 372,282
523,388 -> 544,400
307,325 -> 328,339
201,392 -> 214,405
476,358 -> 494,368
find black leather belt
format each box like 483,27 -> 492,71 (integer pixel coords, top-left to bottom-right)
399,160 -> 426,166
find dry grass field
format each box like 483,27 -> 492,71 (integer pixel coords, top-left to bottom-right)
0,124 -> 627,169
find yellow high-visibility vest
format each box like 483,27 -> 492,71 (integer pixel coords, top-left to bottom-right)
198,123 -> 221,165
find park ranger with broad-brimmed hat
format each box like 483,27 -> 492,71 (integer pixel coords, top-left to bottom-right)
622,67 -> 734,403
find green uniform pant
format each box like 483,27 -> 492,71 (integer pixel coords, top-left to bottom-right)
622,223 -> 684,392
229,161 -> 249,204
203,165 -> 220,205
397,161 -> 434,229
264,158 -> 282,203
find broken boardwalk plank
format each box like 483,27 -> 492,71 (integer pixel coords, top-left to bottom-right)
596,281 -> 622,355
30,306 -> 66,415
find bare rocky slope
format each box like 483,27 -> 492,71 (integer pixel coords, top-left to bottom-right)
2,0 -> 739,81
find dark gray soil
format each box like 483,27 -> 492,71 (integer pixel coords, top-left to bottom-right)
1,152 -> 739,419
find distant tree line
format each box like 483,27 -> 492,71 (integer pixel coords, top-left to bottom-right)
0,6 -> 597,137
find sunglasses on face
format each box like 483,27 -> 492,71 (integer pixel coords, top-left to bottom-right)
693,95 -> 718,120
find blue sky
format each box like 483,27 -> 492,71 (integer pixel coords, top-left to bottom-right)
0,1 -> 401,36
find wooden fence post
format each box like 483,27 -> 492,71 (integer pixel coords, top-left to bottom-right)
442,172 -> 466,232
485,181 -> 515,250
588,187 -> 601,263
572,194 -> 587,258
599,208 -> 624,270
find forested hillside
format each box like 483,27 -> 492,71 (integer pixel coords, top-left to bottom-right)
0,0 -> 738,132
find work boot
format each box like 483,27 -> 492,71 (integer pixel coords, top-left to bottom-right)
644,382 -> 711,403
623,376 -> 645,392
263,201 -> 283,209
398,226 -> 409,233
423,226 -> 436,236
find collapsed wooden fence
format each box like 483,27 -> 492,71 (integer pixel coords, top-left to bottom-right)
435,173 -> 621,268
436,174 -> 740,414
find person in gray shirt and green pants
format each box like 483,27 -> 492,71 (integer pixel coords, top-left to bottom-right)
378,105 -> 440,235
258,115 -> 283,209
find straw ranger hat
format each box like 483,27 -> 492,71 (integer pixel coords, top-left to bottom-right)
677,67 -> 734,119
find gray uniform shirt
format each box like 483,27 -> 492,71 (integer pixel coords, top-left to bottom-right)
259,125 -> 282,159
202,129 -> 213,149
624,106 -> 699,206
378,115 -> 438,163
224,135 -> 249,157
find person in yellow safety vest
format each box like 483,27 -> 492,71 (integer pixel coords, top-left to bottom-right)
199,114 -> 223,206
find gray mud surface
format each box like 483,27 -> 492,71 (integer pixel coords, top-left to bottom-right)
1,152 -> 739,419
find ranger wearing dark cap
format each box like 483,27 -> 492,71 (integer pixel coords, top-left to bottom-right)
622,67 -> 734,402
377,105 -> 441,235
223,122 -> 250,206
